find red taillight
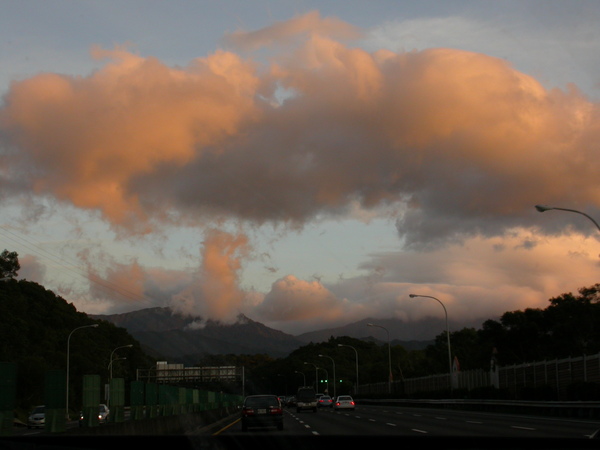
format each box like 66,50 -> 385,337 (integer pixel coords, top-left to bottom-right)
270,407 -> 282,414
243,408 -> 255,416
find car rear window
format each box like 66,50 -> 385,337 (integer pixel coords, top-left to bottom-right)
245,396 -> 279,407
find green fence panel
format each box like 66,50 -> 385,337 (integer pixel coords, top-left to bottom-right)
109,378 -> 125,422
0,362 -> 16,436
145,382 -> 158,419
80,374 -> 100,427
130,381 -> 144,420
44,370 -> 66,433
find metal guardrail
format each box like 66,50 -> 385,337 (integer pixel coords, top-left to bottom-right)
360,398 -> 600,419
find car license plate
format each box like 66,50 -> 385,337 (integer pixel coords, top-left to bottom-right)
257,408 -> 267,414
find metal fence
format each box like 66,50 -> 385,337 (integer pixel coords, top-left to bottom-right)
359,352 -> 600,400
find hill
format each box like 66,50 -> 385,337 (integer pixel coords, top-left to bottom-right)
92,307 -> 306,363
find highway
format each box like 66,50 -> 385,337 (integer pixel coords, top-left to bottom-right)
214,404 -> 600,439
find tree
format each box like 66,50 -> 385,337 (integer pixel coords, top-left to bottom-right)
0,249 -> 20,279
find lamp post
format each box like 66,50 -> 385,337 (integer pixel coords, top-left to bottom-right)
367,323 -> 392,393
109,345 -> 133,380
294,370 -> 306,386
338,344 -> 359,394
535,205 -> 600,232
66,324 -> 98,419
409,294 -> 452,391
318,354 -> 336,399
303,362 -> 319,390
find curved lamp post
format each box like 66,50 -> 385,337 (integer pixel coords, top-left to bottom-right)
66,324 -> 98,419
303,362 -> 319,390
319,354 -> 336,399
367,323 -> 392,393
294,370 -> 306,386
338,344 -> 359,395
535,205 -> 600,232
409,294 -> 453,391
109,344 -> 133,380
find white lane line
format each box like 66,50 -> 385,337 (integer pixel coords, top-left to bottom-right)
511,426 -> 536,431
412,429 -> 428,434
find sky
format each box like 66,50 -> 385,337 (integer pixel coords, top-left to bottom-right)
1,0 -> 600,338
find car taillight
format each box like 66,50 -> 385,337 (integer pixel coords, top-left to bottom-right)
270,407 -> 282,414
243,408 -> 255,416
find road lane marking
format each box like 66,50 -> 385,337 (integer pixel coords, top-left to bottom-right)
511,426 -> 536,431
412,429 -> 428,434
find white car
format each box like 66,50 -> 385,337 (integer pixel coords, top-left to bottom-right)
333,395 -> 355,410
27,405 -> 45,428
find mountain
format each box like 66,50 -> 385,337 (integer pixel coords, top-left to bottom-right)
92,307 -> 306,364
93,307 -> 458,363
295,317 -> 441,350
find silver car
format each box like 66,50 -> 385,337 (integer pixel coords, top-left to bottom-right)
333,395 -> 355,410
27,405 -> 45,428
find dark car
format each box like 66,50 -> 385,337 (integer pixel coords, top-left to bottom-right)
241,395 -> 284,432
296,387 -> 318,413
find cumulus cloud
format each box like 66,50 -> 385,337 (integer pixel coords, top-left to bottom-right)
169,228 -> 250,325
1,12 -> 599,333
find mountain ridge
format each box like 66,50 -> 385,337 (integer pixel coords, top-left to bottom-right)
92,307 -> 453,362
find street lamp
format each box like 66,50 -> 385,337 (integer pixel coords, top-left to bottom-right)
338,344 -> 359,394
294,370 -> 306,386
303,362 -> 319,390
66,324 -> 98,419
108,357 -> 126,377
109,344 -> 133,380
409,294 -> 453,391
367,323 -> 392,393
318,354 -> 336,399
535,205 -> 600,232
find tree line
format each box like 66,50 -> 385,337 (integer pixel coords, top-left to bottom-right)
2,248 -> 599,403
234,284 -> 600,396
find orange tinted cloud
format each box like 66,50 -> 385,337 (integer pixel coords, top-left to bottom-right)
2,13 -> 600,330
1,47 -> 260,231
2,22 -> 598,243
169,229 -> 250,324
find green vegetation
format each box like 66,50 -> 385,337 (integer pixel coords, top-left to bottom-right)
212,284 -> 600,397
0,257 -> 154,414
2,249 -> 599,408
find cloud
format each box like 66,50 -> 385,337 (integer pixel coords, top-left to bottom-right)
169,228 -> 250,324
2,13 -> 600,333
222,10 -> 363,51
2,22 -> 597,243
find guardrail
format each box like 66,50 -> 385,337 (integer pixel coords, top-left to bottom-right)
360,398 -> 600,419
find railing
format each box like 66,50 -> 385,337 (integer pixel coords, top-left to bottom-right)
359,352 -> 600,401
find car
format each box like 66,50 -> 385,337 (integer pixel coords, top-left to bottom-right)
241,395 -> 283,432
78,404 -> 110,426
317,395 -> 333,407
333,395 -> 355,410
98,404 -> 110,424
27,405 -> 45,429
285,396 -> 296,407
296,387 -> 318,413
